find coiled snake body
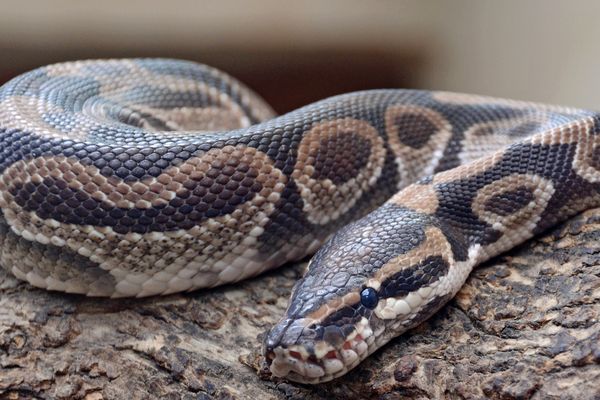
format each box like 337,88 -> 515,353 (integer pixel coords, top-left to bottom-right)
0,59 -> 598,383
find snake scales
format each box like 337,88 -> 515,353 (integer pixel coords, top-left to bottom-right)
0,59 -> 598,383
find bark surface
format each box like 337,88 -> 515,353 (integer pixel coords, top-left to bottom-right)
1,209 -> 599,400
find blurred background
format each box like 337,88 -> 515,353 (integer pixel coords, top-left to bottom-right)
1,0 -> 599,113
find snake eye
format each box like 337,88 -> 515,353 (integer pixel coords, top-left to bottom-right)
360,287 -> 379,309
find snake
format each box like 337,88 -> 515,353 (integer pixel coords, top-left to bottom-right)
0,59 -> 598,384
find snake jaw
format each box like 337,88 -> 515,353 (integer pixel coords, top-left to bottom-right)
264,317 -> 377,383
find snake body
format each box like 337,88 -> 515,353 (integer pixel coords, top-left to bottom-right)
0,59 -> 598,383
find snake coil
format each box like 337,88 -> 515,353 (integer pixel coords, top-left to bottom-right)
0,59 -> 598,383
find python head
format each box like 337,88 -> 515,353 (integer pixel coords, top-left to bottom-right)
263,204 -> 472,383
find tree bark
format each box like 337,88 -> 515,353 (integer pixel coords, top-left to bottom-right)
1,209 -> 599,400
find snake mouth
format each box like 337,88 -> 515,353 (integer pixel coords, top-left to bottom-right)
265,317 -> 376,384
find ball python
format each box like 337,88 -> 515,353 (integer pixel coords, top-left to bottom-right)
0,59 -> 598,384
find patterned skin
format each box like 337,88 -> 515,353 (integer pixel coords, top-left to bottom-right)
0,59 -> 598,383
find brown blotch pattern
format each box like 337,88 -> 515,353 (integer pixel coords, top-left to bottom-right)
471,173 -> 557,263
472,174 -> 554,233
118,80 -> 255,132
0,145 -> 291,295
304,131 -> 372,185
482,186 -> 536,217
293,117 -> 385,225
385,105 -> 452,186
391,113 -> 439,149
436,117 -> 596,186
460,116 -> 549,165
45,59 -> 275,132
0,145 -> 287,215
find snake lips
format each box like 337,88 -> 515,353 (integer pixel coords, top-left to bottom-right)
0,59 -> 598,383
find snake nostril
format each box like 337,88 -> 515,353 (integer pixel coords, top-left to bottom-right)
265,350 -> 276,362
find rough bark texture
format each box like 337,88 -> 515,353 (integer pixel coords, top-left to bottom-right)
1,208 -> 599,400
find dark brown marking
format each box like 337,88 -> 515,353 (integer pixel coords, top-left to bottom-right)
483,186 -> 536,216
10,171 -> 263,234
2,146 -> 287,234
379,256 -> 449,299
393,113 -> 438,149
307,131 -> 372,185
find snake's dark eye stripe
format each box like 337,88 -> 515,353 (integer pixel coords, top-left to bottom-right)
360,287 -> 378,309
379,255 -> 449,299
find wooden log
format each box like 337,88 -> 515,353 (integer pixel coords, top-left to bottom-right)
1,208 -> 599,400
